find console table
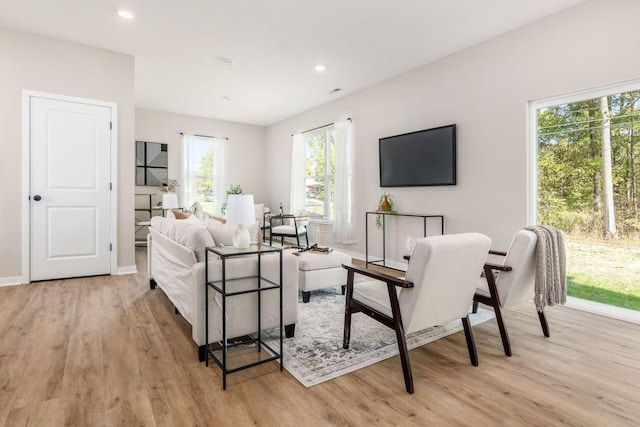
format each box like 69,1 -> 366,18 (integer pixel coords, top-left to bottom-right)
365,212 -> 444,272
205,244 -> 283,390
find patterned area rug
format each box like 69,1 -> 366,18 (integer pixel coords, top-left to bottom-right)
264,287 -> 495,388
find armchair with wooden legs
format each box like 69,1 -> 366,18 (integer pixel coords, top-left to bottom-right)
472,229 -> 550,357
342,233 -> 492,394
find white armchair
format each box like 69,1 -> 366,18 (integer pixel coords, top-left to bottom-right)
473,229 -> 553,356
342,233 -> 492,394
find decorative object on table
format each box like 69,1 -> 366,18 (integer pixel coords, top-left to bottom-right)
159,178 -> 178,193
375,192 -> 395,229
263,287 -> 495,388
257,228 -> 264,248
312,245 -> 333,254
220,184 -> 243,216
226,194 -> 255,249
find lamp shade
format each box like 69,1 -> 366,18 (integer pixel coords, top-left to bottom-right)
227,194 -> 255,249
226,194 -> 255,225
162,193 -> 179,210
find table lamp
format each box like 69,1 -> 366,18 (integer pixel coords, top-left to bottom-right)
226,194 -> 255,249
162,193 -> 179,213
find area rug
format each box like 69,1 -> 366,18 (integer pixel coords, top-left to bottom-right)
263,288 -> 495,387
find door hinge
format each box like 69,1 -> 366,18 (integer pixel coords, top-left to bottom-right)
110,243 -> 113,252
110,182 -> 112,191
109,121 -> 112,130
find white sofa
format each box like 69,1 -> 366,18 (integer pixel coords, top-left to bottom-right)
147,215 -> 299,361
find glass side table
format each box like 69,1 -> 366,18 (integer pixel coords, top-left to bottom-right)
204,244 -> 283,390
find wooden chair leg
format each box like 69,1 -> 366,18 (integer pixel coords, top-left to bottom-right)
462,315 -> 478,366
343,271 -> 355,349
387,283 -> 413,394
493,304 -> 512,357
538,310 -> 550,337
393,322 -> 414,394
472,300 -> 479,313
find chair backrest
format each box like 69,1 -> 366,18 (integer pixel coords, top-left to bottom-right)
294,209 -> 309,226
399,233 -> 492,334
495,229 -> 537,309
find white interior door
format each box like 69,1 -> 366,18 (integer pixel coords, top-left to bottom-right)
30,96 -> 112,281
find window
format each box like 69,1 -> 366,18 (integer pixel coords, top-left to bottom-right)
182,134 -> 225,214
529,79 -> 640,314
304,126 -> 335,220
291,119 -> 356,244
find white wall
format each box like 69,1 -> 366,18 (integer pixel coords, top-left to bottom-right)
265,0 -> 640,262
135,109 -> 267,206
0,28 -> 135,281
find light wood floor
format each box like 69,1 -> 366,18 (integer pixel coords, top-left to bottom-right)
1,248 -> 640,426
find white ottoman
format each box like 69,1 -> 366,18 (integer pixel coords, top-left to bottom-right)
296,250 -> 352,303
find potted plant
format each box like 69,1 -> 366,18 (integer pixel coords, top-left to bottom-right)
159,179 -> 178,193
220,184 -> 243,215
376,192 -> 395,228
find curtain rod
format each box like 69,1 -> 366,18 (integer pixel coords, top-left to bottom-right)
179,132 -> 229,140
293,117 -> 352,136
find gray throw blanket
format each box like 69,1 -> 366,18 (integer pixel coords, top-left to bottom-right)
525,225 -> 567,311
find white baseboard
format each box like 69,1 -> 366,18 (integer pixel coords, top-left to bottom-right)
0,276 -> 24,287
565,296 -> 640,325
117,265 -> 138,275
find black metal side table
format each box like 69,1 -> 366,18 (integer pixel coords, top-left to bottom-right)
205,244 -> 283,390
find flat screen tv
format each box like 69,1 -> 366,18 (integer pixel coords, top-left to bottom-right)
379,124 -> 456,187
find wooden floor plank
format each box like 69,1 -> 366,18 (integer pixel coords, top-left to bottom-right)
0,247 -> 639,426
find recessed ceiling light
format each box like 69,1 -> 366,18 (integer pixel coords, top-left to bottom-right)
117,10 -> 134,20
315,65 -> 326,72
221,96 -> 231,101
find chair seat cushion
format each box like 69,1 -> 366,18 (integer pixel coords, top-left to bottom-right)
353,280 -> 401,318
272,225 -> 306,235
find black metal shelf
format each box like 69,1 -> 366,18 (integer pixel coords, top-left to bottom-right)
204,244 -> 284,390
365,211 -> 444,272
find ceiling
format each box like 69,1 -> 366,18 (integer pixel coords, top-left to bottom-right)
0,0 -> 588,126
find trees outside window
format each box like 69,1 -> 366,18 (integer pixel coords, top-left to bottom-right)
304,127 -> 335,220
182,135 -> 225,214
534,85 -> 640,311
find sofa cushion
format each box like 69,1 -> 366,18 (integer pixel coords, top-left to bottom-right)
205,217 -> 235,246
150,216 -> 214,261
172,221 -> 214,262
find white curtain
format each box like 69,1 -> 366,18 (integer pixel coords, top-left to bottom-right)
333,119 -> 357,244
289,133 -> 306,213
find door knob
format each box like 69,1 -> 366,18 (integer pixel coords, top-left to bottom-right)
33,195 -> 42,201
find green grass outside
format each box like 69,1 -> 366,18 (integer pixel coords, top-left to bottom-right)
566,237 -> 640,311
567,273 -> 640,311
